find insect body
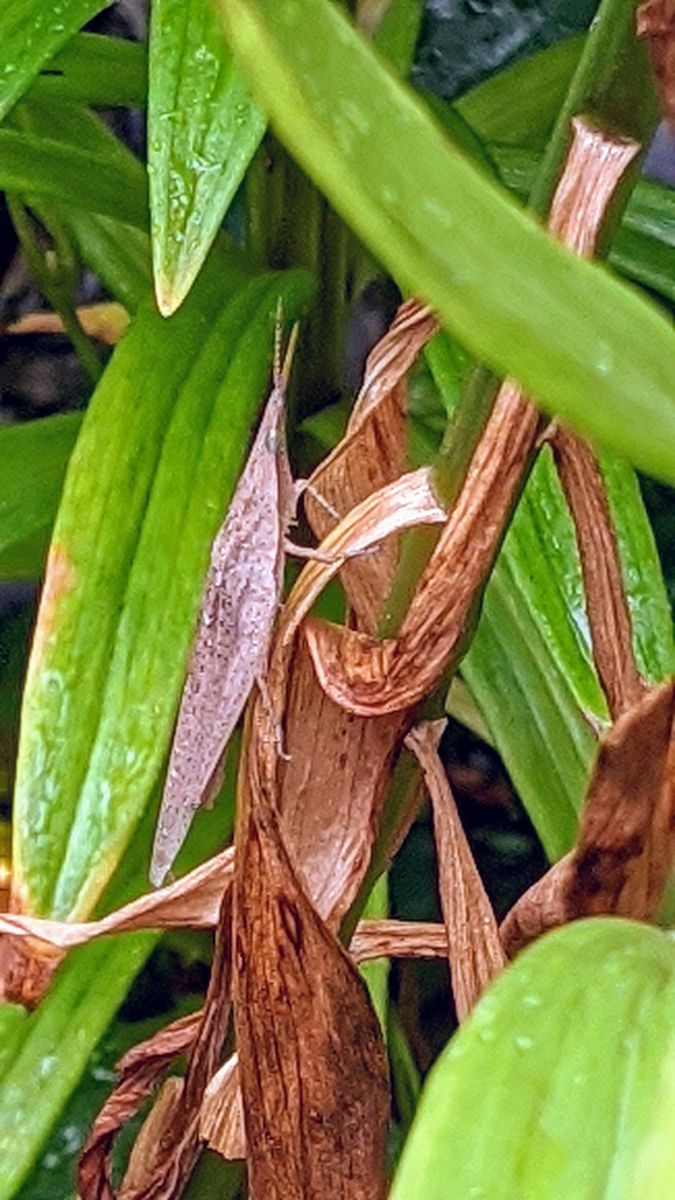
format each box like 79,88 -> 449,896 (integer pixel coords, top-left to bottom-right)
150,328 -> 297,886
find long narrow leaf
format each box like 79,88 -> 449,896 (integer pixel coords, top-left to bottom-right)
12,254 -> 313,921
149,0 -> 265,314
31,32 -> 147,108
220,0 -> 675,483
0,415 -> 82,581
0,0 -> 109,122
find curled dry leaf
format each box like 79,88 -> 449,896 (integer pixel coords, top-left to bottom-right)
405,721 -> 505,1019
279,638 -> 407,929
233,702 -> 390,1200
80,892 -> 233,1200
501,679 -> 675,955
0,847 -> 234,948
304,299 -> 437,632
303,117 -> 643,719
200,1052 -> 246,1160
638,0 -> 675,123
200,916 -> 452,1165
350,918 -> 448,962
544,122 -> 643,721
151,338 -> 297,887
304,378 -> 539,716
78,1012 -> 200,1200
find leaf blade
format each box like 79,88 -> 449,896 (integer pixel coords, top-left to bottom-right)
148,0 -> 266,315
219,0 -> 675,483
0,0 -> 109,122
391,920 -> 675,1200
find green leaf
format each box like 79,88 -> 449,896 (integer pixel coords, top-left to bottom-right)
371,0 -> 423,79
0,414 -> 82,581
0,934 -> 154,1200
148,0 -> 266,315
10,99 -> 152,310
64,209 -> 152,311
220,0 -> 675,484
392,919 -> 675,1200
0,127 -> 148,228
0,689 -> 242,1199
0,0 -> 109,123
31,32 -> 147,108
455,34 -> 584,148
12,250 -> 313,921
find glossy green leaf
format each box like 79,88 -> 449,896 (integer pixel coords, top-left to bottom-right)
392,919 -> 675,1200
0,414 -> 82,581
0,934 -> 154,1200
0,127 -> 147,228
12,252 -> 313,921
0,749 -> 239,1200
0,0 -> 109,123
455,34 -> 584,148
220,0 -> 675,484
31,32 -> 147,108
10,99 -> 152,310
148,0 -> 266,315
64,210 -> 152,311
371,0 -> 423,78
491,143 -> 675,301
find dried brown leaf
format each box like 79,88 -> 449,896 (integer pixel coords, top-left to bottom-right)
78,1012 -> 200,1200
200,914 -> 453,1165
0,847 -> 234,948
3,302 -> 130,344
304,379 -> 539,716
303,118 -> 642,719
638,0 -> 675,122
551,427 -> 645,719
501,679 -> 675,954
279,639 -> 407,929
305,300 -> 437,631
233,697 -> 390,1200
406,721 -> 505,1019
350,919 -> 448,962
200,1053 -> 246,1160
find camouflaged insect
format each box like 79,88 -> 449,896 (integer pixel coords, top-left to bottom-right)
150,331 -> 297,886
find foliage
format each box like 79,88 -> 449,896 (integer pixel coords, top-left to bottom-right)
0,0 -> 672,1196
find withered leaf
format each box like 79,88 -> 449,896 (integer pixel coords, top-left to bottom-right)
501,679 -> 675,955
303,379 -> 539,716
151,346 -> 297,886
303,118 -> 642,720
0,847 -> 234,948
279,638 -> 407,929
551,426 -> 645,720
305,299 -> 437,632
80,892 -> 233,1200
200,1053 -> 246,1160
78,1012 -> 201,1200
350,919 -> 448,962
406,721 -> 505,1019
234,700 -> 390,1200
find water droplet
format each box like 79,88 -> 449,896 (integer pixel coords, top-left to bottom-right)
515,1034 -> 534,1052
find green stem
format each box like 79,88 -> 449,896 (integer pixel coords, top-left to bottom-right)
7,198 -> 101,384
